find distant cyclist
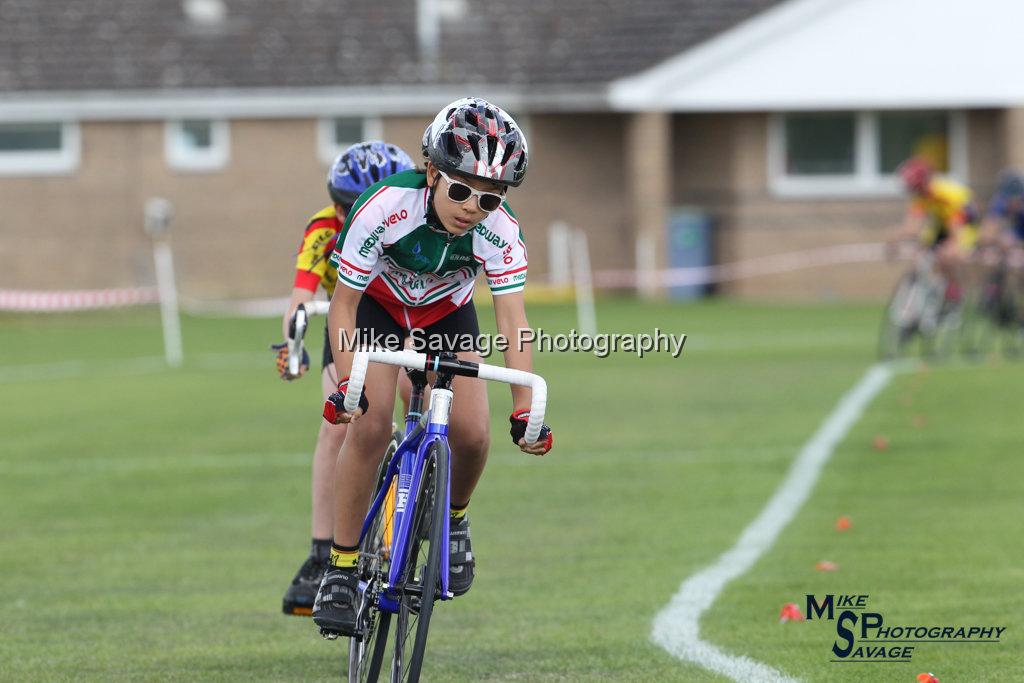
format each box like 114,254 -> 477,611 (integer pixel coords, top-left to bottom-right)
312,98 -> 553,636
981,170 -> 1024,255
889,157 -> 978,315
275,140 -> 414,616
977,169 -> 1024,321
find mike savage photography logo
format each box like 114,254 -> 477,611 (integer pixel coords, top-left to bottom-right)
337,327 -> 686,359
806,594 -> 1006,664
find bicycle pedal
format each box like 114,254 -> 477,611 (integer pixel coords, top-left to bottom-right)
319,628 -> 341,641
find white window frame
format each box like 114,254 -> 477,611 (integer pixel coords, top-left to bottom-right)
317,116 -> 383,165
0,121 -> 80,176
768,111 -> 968,198
164,119 -> 230,172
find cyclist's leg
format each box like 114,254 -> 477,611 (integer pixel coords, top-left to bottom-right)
282,334 -> 350,616
416,302 -> 489,596
315,361 -> 399,634
444,354 -> 489,597
416,301 -> 490,506
448,351 -> 491,506
312,363 -> 346,539
332,362 -> 400,547
315,296 -> 405,634
935,238 -> 960,296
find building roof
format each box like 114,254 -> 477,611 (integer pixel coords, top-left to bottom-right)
611,0 -> 1024,111
0,0 -> 780,110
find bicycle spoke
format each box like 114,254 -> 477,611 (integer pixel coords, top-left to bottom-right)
389,443 -> 445,683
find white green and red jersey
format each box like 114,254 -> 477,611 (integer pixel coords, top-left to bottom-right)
329,170 -> 527,328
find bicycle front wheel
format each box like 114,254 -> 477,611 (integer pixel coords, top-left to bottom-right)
391,440 -> 447,683
878,273 -> 920,359
348,429 -> 403,683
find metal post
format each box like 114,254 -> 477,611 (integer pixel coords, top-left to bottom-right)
144,198 -> 183,368
572,227 -> 597,337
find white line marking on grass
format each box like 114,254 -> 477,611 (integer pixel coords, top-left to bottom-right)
0,352 -> 267,384
652,362 -> 896,682
0,356 -> 168,383
0,452 -> 311,476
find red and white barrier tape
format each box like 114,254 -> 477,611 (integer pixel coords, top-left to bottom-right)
0,242 -> 900,313
0,287 -> 159,311
593,242 -> 891,288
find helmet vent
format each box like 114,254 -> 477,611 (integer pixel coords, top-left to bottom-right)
467,134 -> 482,160
444,132 -> 461,159
486,135 -> 498,164
500,141 -> 516,166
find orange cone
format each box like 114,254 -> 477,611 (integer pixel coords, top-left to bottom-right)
835,516 -> 852,531
815,560 -> 839,572
778,603 -> 805,622
917,674 -> 939,683
872,435 -> 889,451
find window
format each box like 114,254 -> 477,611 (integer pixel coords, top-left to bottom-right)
317,117 -> 383,165
877,111 -> 950,174
768,111 -> 966,197
783,113 -> 855,175
165,119 -> 230,171
0,121 -> 80,176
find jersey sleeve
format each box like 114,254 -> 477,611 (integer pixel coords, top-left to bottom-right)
329,189 -> 388,292
293,225 -> 336,292
482,206 -> 528,295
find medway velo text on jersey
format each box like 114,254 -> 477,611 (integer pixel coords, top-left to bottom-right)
328,170 -> 527,329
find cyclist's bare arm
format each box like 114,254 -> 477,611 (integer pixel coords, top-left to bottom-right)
327,283 -> 363,420
894,211 -> 927,242
282,286 -> 315,340
493,291 -> 547,455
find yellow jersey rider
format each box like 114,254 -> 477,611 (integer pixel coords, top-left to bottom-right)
892,157 -> 978,303
276,141 -> 414,616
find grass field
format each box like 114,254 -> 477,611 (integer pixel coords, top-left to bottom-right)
1,299 -> 1020,682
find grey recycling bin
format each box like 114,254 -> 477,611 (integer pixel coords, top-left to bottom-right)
668,208 -> 713,300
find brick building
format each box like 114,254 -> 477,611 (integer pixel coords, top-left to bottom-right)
2,0 -> 1021,300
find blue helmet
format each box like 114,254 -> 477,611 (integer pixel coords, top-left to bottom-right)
328,141 -> 414,209
997,169 -> 1024,199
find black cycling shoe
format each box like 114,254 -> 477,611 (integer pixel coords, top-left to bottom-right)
312,567 -> 360,637
448,515 -> 475,597
282,555 -> 327,616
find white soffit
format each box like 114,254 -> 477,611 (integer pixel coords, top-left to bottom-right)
0,87 -> 605,122
610,0 -> 1024,111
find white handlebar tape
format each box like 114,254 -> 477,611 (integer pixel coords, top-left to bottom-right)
303,300 -> 331,316
343,350 -> 547,444
476,364 -> 547,444
287,306 -> 308,376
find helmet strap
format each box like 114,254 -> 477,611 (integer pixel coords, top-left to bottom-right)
424,183 -> 445,232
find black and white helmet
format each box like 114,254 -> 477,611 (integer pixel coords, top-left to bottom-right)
425,97 -> 528,187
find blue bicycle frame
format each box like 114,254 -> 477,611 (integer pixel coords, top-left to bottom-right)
357,377 -> 452,613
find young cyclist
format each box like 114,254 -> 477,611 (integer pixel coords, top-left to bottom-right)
979,170 -> 1024,318
312,98 -> 553,636
981,170 -> 1024,251
275,140 -> 415,616
889,157 -> 979,320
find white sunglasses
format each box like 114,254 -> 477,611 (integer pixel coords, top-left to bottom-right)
436,169 -> 505,213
